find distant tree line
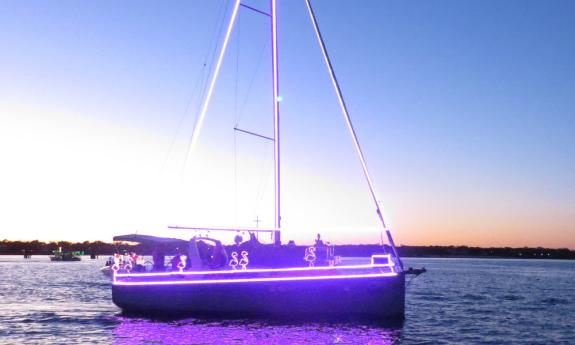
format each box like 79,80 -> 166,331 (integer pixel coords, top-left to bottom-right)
397,245 -> 575,259
337,244 -> 575,260
1,240 -> 573,259
0,240 -> 148,256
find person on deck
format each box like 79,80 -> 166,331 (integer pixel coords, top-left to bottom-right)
152,246 -> 165,272
209,242 -> 227,269
171,250 -> 182,271
315,233 -> 324,246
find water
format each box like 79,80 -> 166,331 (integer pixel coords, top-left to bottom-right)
0,256 -> 573,344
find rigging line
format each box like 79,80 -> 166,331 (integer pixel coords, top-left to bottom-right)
159,61 -> 207,175
198,0 -> 233,109
180,64 -> 214,177
235,38 -> 269,127
304,0 -> 402,268
181,2 -> 231,177
240,3 -> 271,17
233,127 -> 274,141
234,9 -> 241,125
182,0 -> 241,176
159,0 -> 230,179
253,144 -> 274,224
233,27 -> 271,226
207,0 -> 232,65
233,37 -> 271,226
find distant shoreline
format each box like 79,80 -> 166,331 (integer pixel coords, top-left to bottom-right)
2,240 -> 574,260
3,254 -> 574,261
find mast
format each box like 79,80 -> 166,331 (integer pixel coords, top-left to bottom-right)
271,0 -> 281,245
186,0 -> 281,244
304,0 -> 402,267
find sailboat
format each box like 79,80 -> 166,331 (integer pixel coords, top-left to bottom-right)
112,0 -> 406,320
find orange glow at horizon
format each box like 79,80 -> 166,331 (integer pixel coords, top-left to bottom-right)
0,103 -> 573,250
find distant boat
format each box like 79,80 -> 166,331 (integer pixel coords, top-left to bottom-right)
111,0 -> 406,320
50,247 -> 83,262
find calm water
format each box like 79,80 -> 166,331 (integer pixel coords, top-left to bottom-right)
0,256 -> 573,344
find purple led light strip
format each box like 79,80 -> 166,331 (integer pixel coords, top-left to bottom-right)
115,255 -> 393,278
115,263 -> 392,278
303,0 -> 402,268
113,272 -> 397,286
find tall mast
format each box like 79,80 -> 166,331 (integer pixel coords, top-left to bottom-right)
187,0 -> 281,244
304,0 -> 402,267
271,0 -> 281,245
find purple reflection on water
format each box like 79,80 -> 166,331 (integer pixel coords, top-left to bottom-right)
112,316 -> 402,345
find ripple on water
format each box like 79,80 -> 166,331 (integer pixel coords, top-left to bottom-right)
499,294 -> 525,301
541,297 -> 570,305
461,293 -> 486,301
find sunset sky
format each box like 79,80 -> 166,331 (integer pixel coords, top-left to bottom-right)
0,0 -> 573,248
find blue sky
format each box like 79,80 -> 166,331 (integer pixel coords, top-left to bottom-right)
0,0 -> 573,248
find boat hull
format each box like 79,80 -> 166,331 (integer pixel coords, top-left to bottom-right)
112,272 -> 405,320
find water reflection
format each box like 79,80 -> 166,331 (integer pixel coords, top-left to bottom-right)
113,315 -> 403,345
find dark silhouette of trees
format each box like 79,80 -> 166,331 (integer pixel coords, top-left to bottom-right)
1,239 -> 573,259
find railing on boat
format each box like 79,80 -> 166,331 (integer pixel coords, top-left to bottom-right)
112,254 -> 398,286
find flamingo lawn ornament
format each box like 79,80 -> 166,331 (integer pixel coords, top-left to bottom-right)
304,247 -> 316,267
238,251 -> 249,270
229,252 -> 239,270
177,255 -> 187,272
